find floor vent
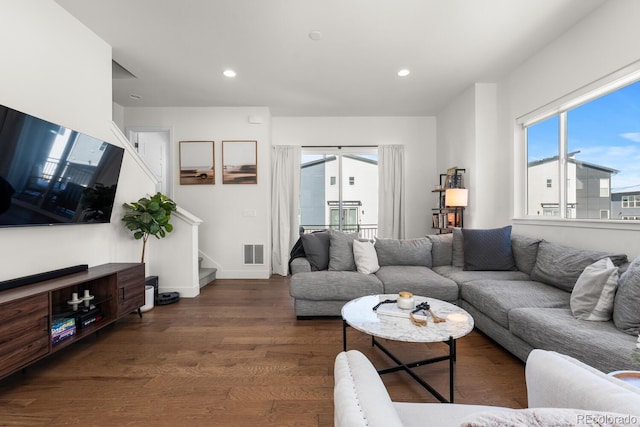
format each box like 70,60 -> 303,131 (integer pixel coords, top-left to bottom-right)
243,244 -> 264,265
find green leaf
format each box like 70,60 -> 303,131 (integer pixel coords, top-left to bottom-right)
139,212 -> 153,224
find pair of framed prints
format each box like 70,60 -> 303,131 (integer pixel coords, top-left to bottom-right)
179,140 -> 257,185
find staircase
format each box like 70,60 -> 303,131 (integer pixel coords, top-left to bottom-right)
198,257 -> 217,288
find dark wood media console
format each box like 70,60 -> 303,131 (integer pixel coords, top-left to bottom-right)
0,263 -> 145,379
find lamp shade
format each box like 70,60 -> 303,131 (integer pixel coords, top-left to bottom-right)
445,188 -> 468,207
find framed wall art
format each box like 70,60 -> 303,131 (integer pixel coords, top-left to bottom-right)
222,140 -> 257,184
179,141 -> 215,185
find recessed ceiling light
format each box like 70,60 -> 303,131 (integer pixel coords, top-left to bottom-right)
397,69 -> 411,77
223,69 -> 237,78
129,93 -> 142,100
309,30 -> 323,41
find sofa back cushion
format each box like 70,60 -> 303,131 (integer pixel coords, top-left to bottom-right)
328,230 -> 358,271
452,227 -> 464,268
462,226 -> 516,271
374,237 -> 432,267
511,234 -> 542,275
300,230 -> 330,271
427,233 -> 452,266
613,255 -> 640,336
530,241 -> 628,292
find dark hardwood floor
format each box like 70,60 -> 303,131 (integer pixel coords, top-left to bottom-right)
0,277 -> 527,426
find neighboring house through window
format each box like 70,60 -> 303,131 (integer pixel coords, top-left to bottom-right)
524,78 -> 640,220
299,148 -> 378,238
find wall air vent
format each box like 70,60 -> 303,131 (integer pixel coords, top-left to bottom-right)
243,244 -> 264,265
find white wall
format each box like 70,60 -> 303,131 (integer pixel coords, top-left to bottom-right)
436,86 -> 477,226
272,116 -> 436,238
436,84 -> 505,229
0,1 -> 155,282
501,0 -> 640,258
436,1 -> 640,258
123,107 -> 272,279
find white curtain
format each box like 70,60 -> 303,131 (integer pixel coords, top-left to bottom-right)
378,145 -> 405,239
271,145 -> 301,276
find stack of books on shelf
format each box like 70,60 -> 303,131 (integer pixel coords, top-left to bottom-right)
75,306 -> 103,330
433,212 -> 455,229
443,167 -> 465,189
51,317 -> 76,344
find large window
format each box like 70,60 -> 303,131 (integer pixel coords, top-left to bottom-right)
299,148 -> 378,239
525,79 -> 640,220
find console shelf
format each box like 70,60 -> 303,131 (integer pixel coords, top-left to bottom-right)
0,263 -> 145,379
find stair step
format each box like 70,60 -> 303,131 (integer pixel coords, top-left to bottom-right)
199,267 -> 216,287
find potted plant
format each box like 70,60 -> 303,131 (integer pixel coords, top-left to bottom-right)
122,192 -> 177,263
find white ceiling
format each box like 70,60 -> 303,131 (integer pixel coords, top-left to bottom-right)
56,0 -> 605,116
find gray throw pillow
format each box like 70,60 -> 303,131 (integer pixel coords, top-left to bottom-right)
511,234 -> 542,275
570,257 -> 618,321
374,238 -> 432,267
300,231 -> 330,271
328,230 -> 358,271
531,241 -> 628,292
452,228 -> 464,268
462,226 -> 516,271
427,233 -> 452,267
613,255 -> 640,336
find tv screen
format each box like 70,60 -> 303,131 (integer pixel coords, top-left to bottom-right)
0,104 -> 125,227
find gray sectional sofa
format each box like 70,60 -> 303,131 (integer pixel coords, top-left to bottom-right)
289,227 -> 640,373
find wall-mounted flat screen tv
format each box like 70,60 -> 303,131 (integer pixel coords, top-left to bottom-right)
0,104 -> 125,227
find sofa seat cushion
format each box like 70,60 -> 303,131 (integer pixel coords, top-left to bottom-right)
460,280 -> 570,329
290,271 -> 383,301
432,265 -> 530,284
374,266 -> 459,302
509,307 -> 639,373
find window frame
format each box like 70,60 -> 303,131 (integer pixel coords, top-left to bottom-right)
517,64 -> 640,227
299,146 -> 378,235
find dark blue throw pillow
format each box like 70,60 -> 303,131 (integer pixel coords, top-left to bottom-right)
462,226 -> 516,271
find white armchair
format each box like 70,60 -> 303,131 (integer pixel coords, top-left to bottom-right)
334,349 -> 640,427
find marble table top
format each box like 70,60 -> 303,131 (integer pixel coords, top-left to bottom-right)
342,294 -> 474,343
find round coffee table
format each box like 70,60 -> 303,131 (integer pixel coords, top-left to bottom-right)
341,294 -> 474,403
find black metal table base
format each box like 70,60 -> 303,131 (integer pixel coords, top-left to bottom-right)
343,320 -> 456,403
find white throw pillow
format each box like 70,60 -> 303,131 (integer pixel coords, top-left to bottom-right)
570,257 -> 618,321
352,240 -> 379,274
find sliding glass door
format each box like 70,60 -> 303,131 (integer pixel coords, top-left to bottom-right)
300,147 -> 378,239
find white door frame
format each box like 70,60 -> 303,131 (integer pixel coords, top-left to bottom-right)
126,126 -> 174,198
